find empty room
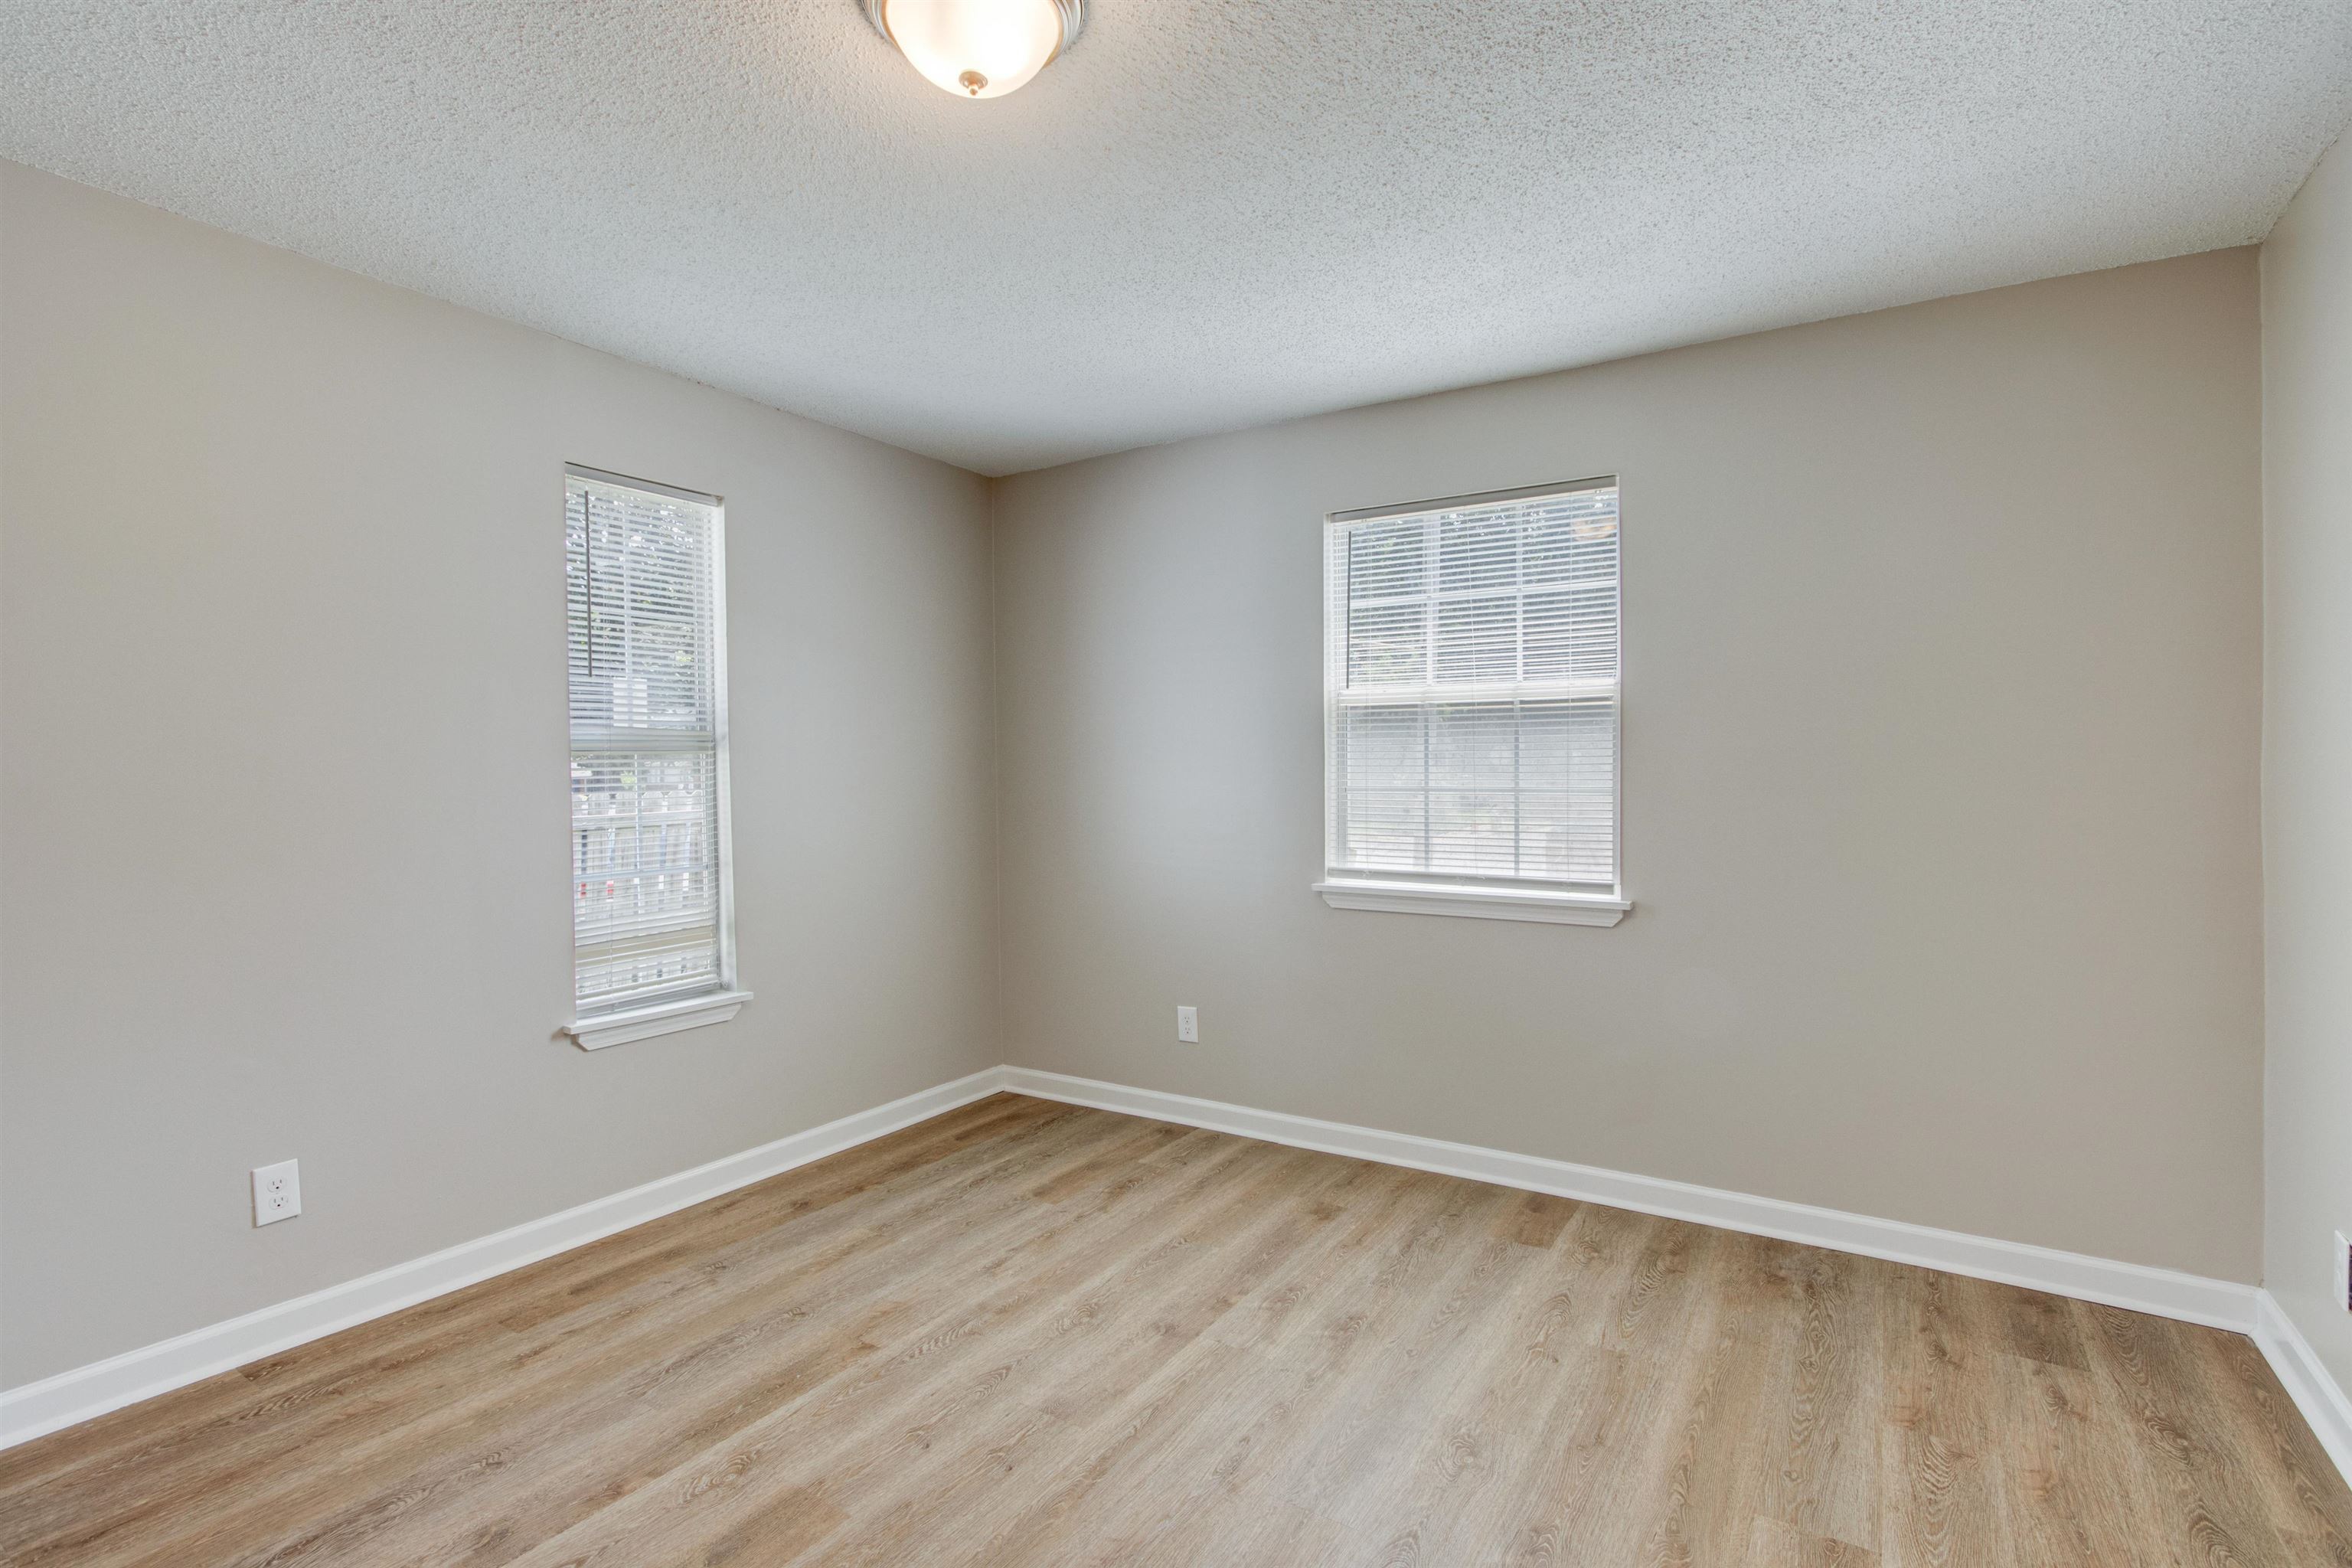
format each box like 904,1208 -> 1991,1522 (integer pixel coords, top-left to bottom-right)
3,2 -> 2351,1563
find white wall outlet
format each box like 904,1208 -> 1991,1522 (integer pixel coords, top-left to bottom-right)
252,1159 -> 302,1227
1175,1005 -> 1198,1044
2336,1230 -> 2350,1312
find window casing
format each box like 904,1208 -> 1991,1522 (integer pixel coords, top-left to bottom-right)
1317,478 -> 1627,925
563,466 -> 743,1037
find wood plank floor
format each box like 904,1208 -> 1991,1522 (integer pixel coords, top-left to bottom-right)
3,1093 -> 2347,1566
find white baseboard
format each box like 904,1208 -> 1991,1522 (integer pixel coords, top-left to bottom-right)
1004,1067 -> 2352,1490
2255,1289 -> 2352,1486
13,1060 -> 2347,1498
0,1067 -> 1006,1451
1000,1067 -> 2262,1333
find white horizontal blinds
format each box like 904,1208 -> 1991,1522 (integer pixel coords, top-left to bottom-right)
566,472 -> 729,1014
1326,482 -> 1620,889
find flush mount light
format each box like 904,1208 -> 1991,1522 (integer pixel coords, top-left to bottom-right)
864,0 -> 1086,100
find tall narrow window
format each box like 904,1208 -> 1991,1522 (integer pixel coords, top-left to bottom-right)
560,466 -> 744,1047
1316,479 -> 1628,926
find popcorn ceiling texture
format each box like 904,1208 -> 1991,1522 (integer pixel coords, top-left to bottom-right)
2,1 -> 2347,475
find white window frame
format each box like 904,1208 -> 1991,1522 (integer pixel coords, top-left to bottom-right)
1315,476 -> 1630,927
559,464 -> 749,1049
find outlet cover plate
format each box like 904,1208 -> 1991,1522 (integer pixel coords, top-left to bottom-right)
253,1159 -> 302,1227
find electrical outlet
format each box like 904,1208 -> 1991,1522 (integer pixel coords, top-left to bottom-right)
1175,1005 -> 1197,1044
2336,1230 -> 2350,1313
252,1160 -> 301,1227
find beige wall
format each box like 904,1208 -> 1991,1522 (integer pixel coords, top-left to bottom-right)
0,152 -> 2285,1393
993,250 -> 2267,1282
0,162 -> 1000,1387
2263,131 -> 2352,1388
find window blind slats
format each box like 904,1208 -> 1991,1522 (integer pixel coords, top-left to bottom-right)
1326,484 -> 1620,892
566,474 -> 730,1016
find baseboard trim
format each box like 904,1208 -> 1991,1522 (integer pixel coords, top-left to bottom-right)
998,1069 -> 2352,1489
1000,1067 -> 2262,1334
15,1060 -> 2344,1494
2254,1289 -> 2352,1487
0,1067 -> 1006,1451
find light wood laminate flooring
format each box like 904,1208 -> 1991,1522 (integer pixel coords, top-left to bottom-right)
3,1094 -> 2347,1566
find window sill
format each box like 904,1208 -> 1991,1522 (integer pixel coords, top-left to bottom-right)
1314,880 -> 1631,926
562,989 -> 752,1050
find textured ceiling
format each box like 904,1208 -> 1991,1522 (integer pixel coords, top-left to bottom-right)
4,2 -> 2349,475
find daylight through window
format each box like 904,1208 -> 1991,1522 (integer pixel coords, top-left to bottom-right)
1321,479 -> 1622,911
565,468 -> 735,1015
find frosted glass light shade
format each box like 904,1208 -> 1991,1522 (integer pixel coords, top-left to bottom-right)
867,0 -> 1084,99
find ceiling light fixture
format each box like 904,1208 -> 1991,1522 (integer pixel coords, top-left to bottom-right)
864,0 -> 1086,100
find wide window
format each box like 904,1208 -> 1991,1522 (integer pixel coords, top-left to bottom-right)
1317,478 -> 1628,926
560,466 -> 746,1047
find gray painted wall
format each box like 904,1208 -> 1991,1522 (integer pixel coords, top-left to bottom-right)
2263,129 -> 2352,1393
0,157 -> 2287,1394
992,250 -> 2266,1283
0,162 -> 1001,1386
